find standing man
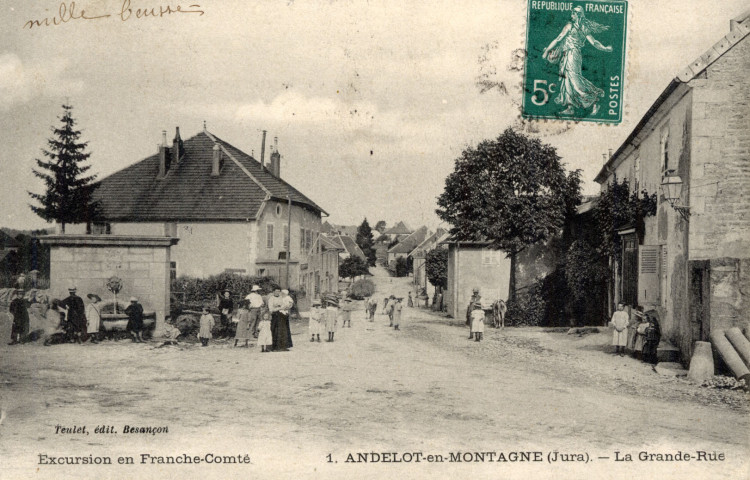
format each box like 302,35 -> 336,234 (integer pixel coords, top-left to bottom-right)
467,288 -> 481,339
8,289 -> 29,345
367,296 -> 377,322
61,286 -> 87,344
610,303 -> 629,356
386,295 -> 396,327
245,285 -> 264,338
85,293 -> 102,343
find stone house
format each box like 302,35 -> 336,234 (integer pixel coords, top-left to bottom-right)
441,238 -> 511,321
410,228 -> 447,294
58,126 -> 338,299
593,12 -> 750,361
387,226 -> 429,267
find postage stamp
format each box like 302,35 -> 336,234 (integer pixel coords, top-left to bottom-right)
522,1 -> 628,123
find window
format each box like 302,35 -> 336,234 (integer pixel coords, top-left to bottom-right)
481,248 -> 504,266
90,222 -> 111,235
170,261 -> 177,281
300,228 -> 305,251
305,230 -> 312,251
275,204 -> 282,216
266,224 -> 274,249
660,128 -> 670,172
283,225 -> 289,249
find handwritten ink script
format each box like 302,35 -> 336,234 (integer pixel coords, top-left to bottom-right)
23,1 -> 205,29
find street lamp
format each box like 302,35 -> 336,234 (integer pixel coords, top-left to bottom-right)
661,172 -> 690,221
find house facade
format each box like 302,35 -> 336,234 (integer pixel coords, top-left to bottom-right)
63,127 -> 337,295
594,13 -> 750,360
410,228 -> 447,293
442,239 -> 511,321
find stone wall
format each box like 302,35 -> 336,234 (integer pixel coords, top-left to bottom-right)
41,235 -> 178,330
688,35 -> 750,260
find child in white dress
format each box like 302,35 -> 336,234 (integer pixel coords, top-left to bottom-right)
309,300 -> 322,343
257,309 -> 272,352
471,304 -> 485,342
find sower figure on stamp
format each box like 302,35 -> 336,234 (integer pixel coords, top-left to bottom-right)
542,6 -> 612,116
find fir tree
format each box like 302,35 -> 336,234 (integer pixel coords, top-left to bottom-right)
28,104 -> 100,232
355,218 -> 377,266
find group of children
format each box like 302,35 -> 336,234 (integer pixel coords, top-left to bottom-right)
610,302 -> 662,363
307,297 -> 353,343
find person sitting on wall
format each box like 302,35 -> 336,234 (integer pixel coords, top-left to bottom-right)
125,297 -> 145,343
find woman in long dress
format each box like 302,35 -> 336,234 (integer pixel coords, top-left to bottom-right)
234,300 -> 252,348
542,6 -> 612,115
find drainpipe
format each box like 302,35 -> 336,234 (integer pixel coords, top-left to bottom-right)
285,190 -> 292,289
455,242 -> 460,318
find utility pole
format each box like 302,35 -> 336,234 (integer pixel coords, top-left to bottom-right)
285,188 -> 292,289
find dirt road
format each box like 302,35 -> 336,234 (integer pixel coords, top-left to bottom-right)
1,268 -> 747,480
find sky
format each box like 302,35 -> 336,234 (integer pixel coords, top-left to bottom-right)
1,0 -> 747,232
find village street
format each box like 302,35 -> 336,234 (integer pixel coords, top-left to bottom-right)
0,267 -> 748,480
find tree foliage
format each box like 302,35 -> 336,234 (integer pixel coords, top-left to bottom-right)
425,248 -> 448,289
28,104 -> 100,231
339,255 -> 369,280
593,178 -> 658,263
436,128 -> 581,299
355,218 -> 377,266
374,220 -> 387,234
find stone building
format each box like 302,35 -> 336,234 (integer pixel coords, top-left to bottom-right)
593,12 -> 750,361
441,238 -> 511,321
59,127 -> 337,298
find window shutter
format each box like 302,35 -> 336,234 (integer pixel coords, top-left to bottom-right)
638,245 -> 660,305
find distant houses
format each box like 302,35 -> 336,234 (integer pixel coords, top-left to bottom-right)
410,228 -> 448,294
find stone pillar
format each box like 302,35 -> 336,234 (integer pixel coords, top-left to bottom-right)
40,235 -> 179,333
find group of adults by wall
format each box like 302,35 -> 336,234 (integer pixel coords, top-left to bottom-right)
5,286 -> 147,345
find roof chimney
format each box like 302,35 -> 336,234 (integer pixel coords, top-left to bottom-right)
211,144 -> 222,176
158,130 -> 171,178
270,136 -> 281,177
260,130 -> 267,169
602,153 -> 608,163
608,148 -> 613,158
172,127 -> 184,166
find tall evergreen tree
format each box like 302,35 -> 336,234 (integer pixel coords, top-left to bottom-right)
28,104 -> 100,232
356,218 -> 377,266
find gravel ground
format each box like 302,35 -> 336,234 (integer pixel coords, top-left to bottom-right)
0,268 -> 747,480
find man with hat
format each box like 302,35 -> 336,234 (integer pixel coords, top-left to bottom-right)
61,285 -> 87,344
467,288 -> 481,338
125,296 -> 145,343
217,289 -> 234,336
8,289 -> 29,345
244,285 -> 265,337
85,293 -> 102,343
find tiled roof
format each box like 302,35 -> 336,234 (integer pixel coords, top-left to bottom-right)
410,228 -> 447,257
93,130 -> 325,222
320,235 -> 345,251
0,230 -> 21,249
383,221 -> 412,235
338,235 -> 366,260
388,226 -> 429,254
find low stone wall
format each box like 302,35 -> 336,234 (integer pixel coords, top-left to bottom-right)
40,235 -> 178,333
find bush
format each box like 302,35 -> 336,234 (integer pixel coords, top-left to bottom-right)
506,281 -> 545,326
349,279 -> 375,299
170,273 -> 281,320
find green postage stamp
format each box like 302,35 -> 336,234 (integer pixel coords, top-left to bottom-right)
523,1 -> 628,123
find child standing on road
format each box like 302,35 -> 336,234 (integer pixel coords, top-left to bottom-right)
257,309 -> 272,352
341,299 -> 352,328
325,299 -> 339,342
309,300 -> 323,343
393,298 -> 403,331
198,306 -> 215,347
471,304 -> 485,342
